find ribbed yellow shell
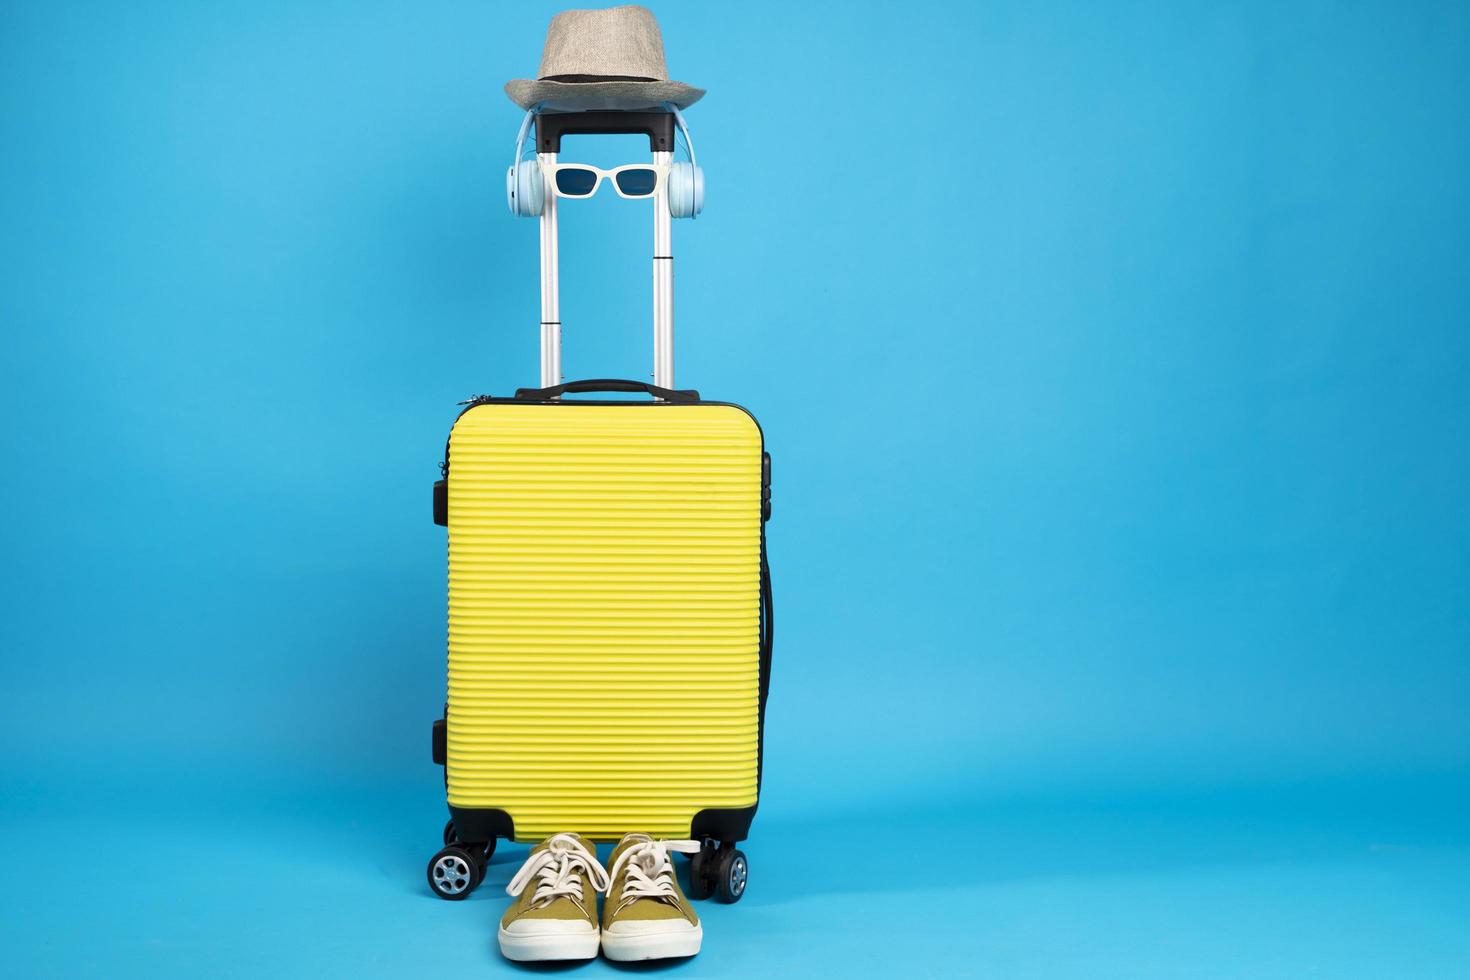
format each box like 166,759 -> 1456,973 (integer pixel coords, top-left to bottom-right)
445,402 -> 762,841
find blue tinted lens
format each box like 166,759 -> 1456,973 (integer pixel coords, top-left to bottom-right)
555,168 -> 598,196
613,168 -> 658,197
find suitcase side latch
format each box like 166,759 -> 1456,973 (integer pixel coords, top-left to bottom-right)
761,452 -> 772,522
433,479 -> 448,526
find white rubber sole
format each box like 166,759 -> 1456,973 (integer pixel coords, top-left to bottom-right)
600,924 -> 704,961
497,927 -> 600,962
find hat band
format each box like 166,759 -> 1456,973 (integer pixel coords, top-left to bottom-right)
539,74 -> 660,83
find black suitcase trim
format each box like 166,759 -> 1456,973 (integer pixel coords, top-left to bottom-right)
447,805 -> 515,844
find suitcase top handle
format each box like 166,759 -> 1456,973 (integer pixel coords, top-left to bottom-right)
514,378 -> 700,403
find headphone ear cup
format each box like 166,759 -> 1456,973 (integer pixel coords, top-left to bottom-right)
667,162 -> 703,218
506,160 -> 544,217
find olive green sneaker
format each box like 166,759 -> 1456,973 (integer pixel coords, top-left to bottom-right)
498,833 -> 609,962
601,835 -> 703,961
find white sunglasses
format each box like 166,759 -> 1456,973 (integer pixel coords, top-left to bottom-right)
544,163 -> 667,200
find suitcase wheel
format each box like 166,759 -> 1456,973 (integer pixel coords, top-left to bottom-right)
687,843 -> 715,900
686,840 -> 747,903
427,846 -> 480,900
713,846 -> 748,904
427,838 -> 495,901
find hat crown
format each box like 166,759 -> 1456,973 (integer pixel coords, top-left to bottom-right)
537,5 -> 669,82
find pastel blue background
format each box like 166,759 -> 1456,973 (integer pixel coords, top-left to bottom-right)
3,0 -> 1468,976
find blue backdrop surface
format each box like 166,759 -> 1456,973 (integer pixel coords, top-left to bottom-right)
2,1 -> 1468,976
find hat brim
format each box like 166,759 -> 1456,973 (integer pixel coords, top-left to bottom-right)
505,78 -> 705,112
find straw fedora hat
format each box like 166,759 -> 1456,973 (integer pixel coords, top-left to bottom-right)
505,5 -> 705,111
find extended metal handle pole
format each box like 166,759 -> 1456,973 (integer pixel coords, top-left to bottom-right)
652,149 -> 673,389
538,151 -> 561,389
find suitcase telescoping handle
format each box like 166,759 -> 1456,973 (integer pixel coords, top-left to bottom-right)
533,110 -> 681,392
514,378 -> 699,402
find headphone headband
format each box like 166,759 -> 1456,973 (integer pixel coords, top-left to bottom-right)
512,105 -> 539,169
663,103 -> 697,171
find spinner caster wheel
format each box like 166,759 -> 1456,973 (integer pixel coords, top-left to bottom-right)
713,846 -> 747,904
442,820 -> 459,845
687,841 -> 716,900
470,838 -> 496,873
427,845 -> 480,900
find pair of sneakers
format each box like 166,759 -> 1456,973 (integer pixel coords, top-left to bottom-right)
498,832 -> 702,962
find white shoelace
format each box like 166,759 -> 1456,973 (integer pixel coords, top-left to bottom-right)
505,833 -> 610,914
605,835 -> 701,912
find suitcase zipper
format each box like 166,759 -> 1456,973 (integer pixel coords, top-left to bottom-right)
441,396 -> 496,479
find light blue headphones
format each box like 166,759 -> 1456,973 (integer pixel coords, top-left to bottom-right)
506,107 -> 545,218
664,104 -> 704,220
506,104 -> 703,219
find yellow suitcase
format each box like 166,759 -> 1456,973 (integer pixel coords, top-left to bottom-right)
426,112 -> 771,905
